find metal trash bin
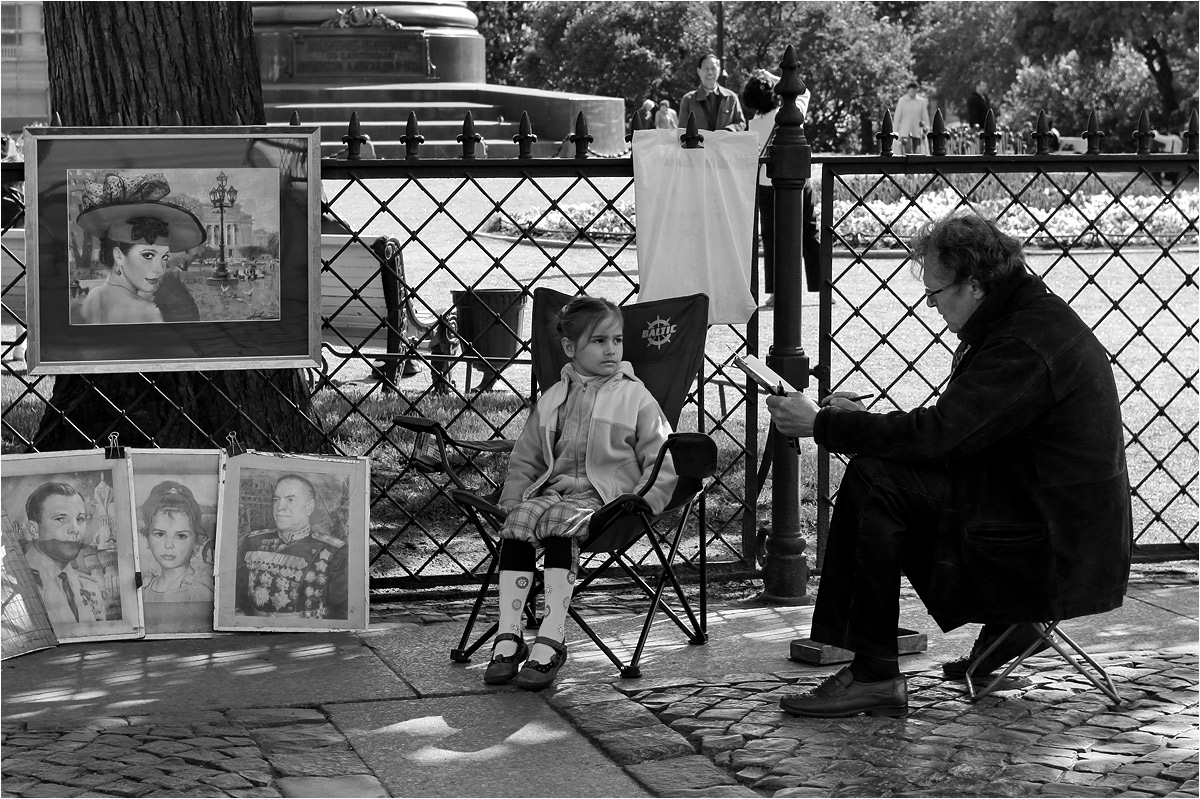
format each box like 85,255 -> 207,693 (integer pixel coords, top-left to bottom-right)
452,289 -> 527,358
452,289 -> 527,390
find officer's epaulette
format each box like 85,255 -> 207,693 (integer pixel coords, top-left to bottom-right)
311,532 -> 345,548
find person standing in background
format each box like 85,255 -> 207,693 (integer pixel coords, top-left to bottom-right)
678,54 -> 746,132
967,80 -> 992,128
629,99 -> 656,135
654,100 -> 679,130
741,69 -> 819,309
893,82 -> 930,154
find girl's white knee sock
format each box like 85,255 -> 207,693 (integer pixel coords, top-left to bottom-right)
494,569 -> 533,658
530,567 -> 574,663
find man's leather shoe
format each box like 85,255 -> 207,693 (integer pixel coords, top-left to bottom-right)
779,667 -> 908,718
483,633 -> 528,685
943,624 -> 1051,679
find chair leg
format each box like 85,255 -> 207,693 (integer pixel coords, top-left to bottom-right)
450,550 -> 501,662
1038,622 -> 1121,705
966,622 -> 1120,705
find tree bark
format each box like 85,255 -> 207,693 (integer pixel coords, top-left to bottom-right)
35,1 -> 326,453
1133,36 -> 1180,126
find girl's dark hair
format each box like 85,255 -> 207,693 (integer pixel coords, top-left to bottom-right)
557,295 -> 622,346
740,74 -> 778,117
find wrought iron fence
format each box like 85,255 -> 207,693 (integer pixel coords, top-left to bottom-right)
0,122 -> 766,594
815,150 -> 1199,564
2,109 -> 1196,599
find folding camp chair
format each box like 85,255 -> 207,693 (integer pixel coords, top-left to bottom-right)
392,288 -> 715,677
964,621 -> 1121,705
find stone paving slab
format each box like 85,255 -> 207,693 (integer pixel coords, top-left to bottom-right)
1,708 -> 384,798
1,634 -> 415,727
324,694 -> 650,797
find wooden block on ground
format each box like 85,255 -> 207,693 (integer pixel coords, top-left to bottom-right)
789,628 -> 928,665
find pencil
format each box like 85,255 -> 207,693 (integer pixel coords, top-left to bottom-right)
847,393 -> 874,402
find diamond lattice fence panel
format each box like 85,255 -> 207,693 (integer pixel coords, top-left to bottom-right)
815,157 -> 1198,564
1,157 -> 765,593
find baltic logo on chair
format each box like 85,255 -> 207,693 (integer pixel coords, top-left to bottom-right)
642,315 -> 677,349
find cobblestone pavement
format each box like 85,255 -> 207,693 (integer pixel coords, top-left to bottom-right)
549,650 -> 1200,798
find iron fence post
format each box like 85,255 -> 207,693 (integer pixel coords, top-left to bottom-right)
760,44 -> 813,605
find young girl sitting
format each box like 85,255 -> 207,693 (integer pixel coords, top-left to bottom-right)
486,295 -> 678,690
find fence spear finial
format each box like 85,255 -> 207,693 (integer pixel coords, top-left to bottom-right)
514,111 -> 537,159
1132,109 -> 1154,154
343,112 -> 366,160
401,111 -> 424,160
458,112 -> 483,159
290,110 -> 302,126
570,112 -> 593,158
1084,110 -> 1105,155
1032,110 -> 1051,155
928,109 -> 949,156
981,109 -> 1001,155
876,109 -> 898,156
680,111 -> 704,148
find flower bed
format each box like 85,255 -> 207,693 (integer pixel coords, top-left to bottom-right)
484,186 -> 1198,250
484,200 -> 636,243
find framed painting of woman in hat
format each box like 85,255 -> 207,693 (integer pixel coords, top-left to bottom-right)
22,126 -> 320,374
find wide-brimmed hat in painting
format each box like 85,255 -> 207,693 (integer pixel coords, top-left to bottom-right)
75,172 -> 206,252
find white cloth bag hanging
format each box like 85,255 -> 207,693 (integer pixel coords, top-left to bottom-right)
632,129 -> 759,325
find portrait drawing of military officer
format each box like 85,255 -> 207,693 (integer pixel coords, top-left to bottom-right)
234,474 -> 348,620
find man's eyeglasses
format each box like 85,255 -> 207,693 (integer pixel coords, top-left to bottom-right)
922,280 -> 958,306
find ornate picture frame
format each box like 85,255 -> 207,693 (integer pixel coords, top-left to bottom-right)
0,449 -> 142,643
213,451 -> 369,633
23,126 -> 321,374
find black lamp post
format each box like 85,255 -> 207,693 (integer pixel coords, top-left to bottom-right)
208,171 -> 239,283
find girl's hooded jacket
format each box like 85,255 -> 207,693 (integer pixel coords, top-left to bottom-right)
500,362 -> 677,515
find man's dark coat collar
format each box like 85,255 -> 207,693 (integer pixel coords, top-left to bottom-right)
956,267 -> 1045,346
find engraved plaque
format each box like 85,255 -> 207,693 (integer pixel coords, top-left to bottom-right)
292,30 -> 430,79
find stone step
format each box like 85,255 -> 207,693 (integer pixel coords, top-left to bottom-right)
264,81 -> 514,104
266,101 -> 508,124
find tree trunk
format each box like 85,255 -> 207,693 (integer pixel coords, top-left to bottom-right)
1133,36 -> 1180,127
35,2 -> 326,453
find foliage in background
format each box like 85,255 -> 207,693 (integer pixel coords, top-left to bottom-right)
469,1 -> 1197,153
1005,45 -> 1162,151
721,2 -> 915,153
467,1 -> 538,87
517,1 -> 713,112
910,2 -> 1022,123
1010,1 -> 1199,130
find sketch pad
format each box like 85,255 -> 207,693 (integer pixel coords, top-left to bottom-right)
732,354 -> 796,395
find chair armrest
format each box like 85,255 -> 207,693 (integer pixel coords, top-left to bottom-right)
392,414 -> 441,434
449,488 -> 506,522
633,432 -> 718,499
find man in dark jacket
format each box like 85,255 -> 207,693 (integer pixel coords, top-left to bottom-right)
678,54 -> 746,132
766,211 -> 1132,718
966,80 -> 992,128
